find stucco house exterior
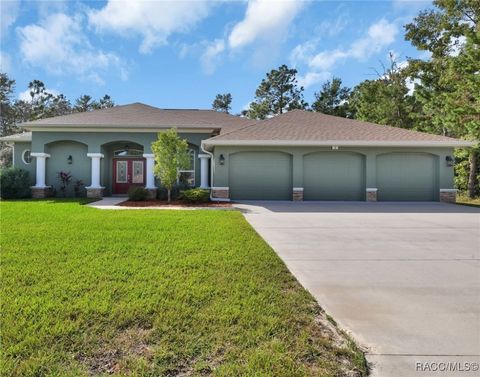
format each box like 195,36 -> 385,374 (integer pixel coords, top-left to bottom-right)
1,102 -> 474,202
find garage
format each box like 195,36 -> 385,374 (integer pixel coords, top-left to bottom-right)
229,151 -> 292,200
376,153 -> 438,201
303,152 -> 366,201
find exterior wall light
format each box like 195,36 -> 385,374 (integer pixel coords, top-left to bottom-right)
219,154 -> 225,165
332,146 -> 339,150
445,155 -> 454,167
67,155 -> 73,164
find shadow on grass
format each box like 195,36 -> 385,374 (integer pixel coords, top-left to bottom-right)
1,198 -> 99,205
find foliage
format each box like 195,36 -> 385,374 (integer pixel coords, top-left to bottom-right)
57,171 -> 72,197
179,188 -> 210,203
404,0 -> 480,197
212,93 -> 232,113
246,64 -> 307,119
0,168 -> 31,199
74,180 -> 85,198
151,128 -> 190,202
0,146 -> 12,167
349,54 -> 418,129
127,186 -> 149,201
0,200 -> 366,376
93,94 -> 115,110
312,77 -> 351,117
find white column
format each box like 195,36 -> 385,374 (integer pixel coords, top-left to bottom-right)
143,154 -> 156,189
86,153 -> 104,188
198,154 -> 211,189
31,152 -> 50,187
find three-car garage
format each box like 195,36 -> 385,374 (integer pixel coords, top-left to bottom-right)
226,150 -> 440,202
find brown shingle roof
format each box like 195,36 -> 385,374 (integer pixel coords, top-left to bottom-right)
22,103 -> 253,132
204,110 -> 473,148
0,132 -> 32,142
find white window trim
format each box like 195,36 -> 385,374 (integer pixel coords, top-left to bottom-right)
178,149 -> 195,186
22,149 -> 32,164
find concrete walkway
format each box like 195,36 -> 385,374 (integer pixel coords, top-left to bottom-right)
235,201 -> 480,377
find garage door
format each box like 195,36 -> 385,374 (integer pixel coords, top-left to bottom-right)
229,152 -> 292,200
303,152 -> 366,201
377,153 -> 437,201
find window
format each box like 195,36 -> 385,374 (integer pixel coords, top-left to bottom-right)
22,149 -> 32,164
178,149 -> 195,187
114,149 -> 143,157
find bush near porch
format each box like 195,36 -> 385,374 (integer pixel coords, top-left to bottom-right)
1,200 -> 366,376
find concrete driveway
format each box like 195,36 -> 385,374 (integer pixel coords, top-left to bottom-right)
235,201 -> 480,377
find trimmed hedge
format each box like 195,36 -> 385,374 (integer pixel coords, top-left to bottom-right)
127,186 -> 149,201
180,188 -> 210,203
0,168 -> 31,199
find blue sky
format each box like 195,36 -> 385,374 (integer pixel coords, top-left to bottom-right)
0,0 -> 432,114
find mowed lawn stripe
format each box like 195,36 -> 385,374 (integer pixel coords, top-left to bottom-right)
1,199 -> 366,376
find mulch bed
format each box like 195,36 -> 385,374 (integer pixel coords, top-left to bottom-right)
118,200 -> 232,208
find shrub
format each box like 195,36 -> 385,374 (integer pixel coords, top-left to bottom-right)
128,186 -> 149,201
0,168 -> 31,199
179,188 -> 210,203
57,171 -> 72,197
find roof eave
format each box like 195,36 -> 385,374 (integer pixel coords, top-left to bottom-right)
23,124 -> 222,132
203,139 -> 476,149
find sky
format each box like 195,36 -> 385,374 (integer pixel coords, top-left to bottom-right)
0,0 -> 433,114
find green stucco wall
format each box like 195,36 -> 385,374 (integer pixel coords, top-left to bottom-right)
20,130 -> 211,194
12,142 -> 36,185
211,146 -> 455,201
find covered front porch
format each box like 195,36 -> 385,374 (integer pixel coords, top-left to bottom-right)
29,131 -> 211,198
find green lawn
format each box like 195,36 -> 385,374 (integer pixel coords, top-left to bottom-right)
1,200 -> 366,377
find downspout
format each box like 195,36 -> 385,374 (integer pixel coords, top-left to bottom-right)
201,141 -> 229,202
201,141 -> 215,201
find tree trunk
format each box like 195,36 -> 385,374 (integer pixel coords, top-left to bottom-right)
468,150 -> 478,199
167,189 -> 171,202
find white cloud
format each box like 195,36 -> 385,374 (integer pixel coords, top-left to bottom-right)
18,88 -> 60,102
309,50 -> 348,71
0,0 -> 20,39
292,18 -> 398,88
88,0 -> 212,54
0,51 -> 12,73
200,39 -> 225,75
17,13 -> 128,84
349,19 -> 398,60
228,0 -> 305,49
297,71 -> 332,88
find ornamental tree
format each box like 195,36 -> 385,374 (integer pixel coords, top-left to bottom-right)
151,128 -> 190,202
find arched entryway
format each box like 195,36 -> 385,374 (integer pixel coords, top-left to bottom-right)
102,141 -> 146,195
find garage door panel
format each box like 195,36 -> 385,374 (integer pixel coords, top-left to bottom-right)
377,153 -> 437,201
229,152 -> 292,200
304,152 -> 365,201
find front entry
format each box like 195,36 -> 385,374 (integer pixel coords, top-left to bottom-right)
113,158 -> 146,194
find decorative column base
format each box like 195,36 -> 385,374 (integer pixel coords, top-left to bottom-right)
145,188 -> 157,200
293,187 -> 304,201
440,189 -> 457,203
366,188 -> 378,202
211,187 -> 229,201
86,187 -> 104,199
31,186 -> 52,199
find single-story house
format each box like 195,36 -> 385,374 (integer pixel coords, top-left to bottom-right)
1,102 -> 474,202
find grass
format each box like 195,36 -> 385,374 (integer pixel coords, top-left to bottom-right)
1,199 -> 366,377
456,194 -> 480,208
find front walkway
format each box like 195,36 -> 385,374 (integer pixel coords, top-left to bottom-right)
235,201 -> 480,377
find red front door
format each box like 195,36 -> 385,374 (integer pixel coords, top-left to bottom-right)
113,158 -> 146,194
